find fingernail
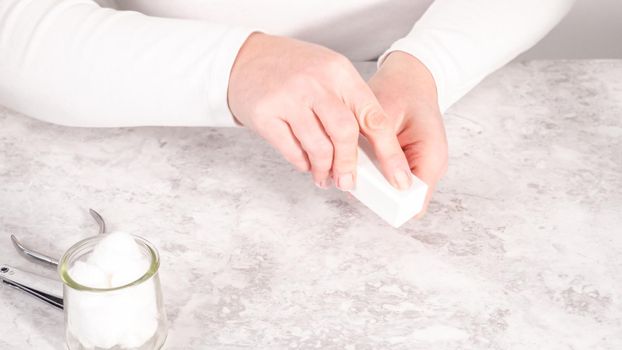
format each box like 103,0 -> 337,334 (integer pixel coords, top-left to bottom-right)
337,173 -> 354,191
393,169 -> 412,191
315,179 -> 330,190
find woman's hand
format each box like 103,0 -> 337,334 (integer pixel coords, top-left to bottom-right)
228,33 -> 413,191
368,51 -> 448,217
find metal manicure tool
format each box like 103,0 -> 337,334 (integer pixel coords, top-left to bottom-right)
0,209 -> 107,310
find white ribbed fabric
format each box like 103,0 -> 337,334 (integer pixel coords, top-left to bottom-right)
0,0 -> 574,127
378,0 -> 574,112
0,0 -> 254,127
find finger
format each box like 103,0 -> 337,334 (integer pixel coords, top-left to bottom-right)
256,119 -> 310,172
288,110 -> 334,188
313,95 -> 359,191
344,79 -> 412,191
404,143 -> 448,219
414,184 -> 435,220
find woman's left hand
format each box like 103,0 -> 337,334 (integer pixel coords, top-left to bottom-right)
368,51 -> 449,217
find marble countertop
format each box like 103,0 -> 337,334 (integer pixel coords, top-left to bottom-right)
1,60 -> 621,349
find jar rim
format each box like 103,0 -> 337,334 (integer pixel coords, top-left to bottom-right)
58,234 -> 160,292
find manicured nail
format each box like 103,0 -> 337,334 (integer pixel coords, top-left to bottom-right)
315,179 -> 329,190
315,178 -> 331,190
393,169 -> 412,191
337,173 -> 354,191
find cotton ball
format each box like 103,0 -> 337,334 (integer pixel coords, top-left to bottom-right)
89,232 -> 145,274
68,261 -> 109,288
119,313 -> 159,348
98,285 -> 157,348
75,312 -> 120,349
91,231 -> 144,261
67,291 -> 120,349
109,257 -> 150,288
95,231 -> 141,255
117,281 -> 159,347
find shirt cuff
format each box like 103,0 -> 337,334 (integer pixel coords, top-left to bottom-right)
206,27 -> 257,127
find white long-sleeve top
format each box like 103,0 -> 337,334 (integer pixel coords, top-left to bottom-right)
0,0 -> 574,127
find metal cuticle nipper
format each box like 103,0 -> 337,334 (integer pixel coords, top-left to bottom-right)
0,264 -> 64,309
1,208 -> 107,310
9,208 -> 106,268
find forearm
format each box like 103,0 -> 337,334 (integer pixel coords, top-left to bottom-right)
380,0 -> 575,112
0,0 -> 254,127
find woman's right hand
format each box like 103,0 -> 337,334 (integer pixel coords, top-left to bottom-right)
228,33 -> 413,191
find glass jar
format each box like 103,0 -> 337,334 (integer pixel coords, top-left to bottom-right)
58,234 -> 167,350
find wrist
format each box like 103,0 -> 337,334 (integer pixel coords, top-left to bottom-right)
380,51 -> 439,110
228,32 -> 269,125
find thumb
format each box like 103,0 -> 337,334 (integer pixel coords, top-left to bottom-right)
357,103 -> 412,191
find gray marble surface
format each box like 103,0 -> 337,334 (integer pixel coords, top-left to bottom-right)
1,60 -> 621,349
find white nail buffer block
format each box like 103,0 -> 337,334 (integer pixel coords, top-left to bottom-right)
350,139 -> 428,228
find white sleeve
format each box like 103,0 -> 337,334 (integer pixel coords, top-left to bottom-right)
379,0 -> 575,112
0,0 -> 255,127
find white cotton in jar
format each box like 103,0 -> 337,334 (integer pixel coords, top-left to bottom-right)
88,231 -> 146,278
67,232 -> 159,349
68,261 -> 109,289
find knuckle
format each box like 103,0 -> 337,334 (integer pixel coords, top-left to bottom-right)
329,117 -> 359,142
252,116 -> 275,135
326,52 -> 348,65
296,161 -> 311,172
308,140 -> 333,159
282,148 -> 304,163
287,74 -> 311,90
333,156 -> 357,171
288,156 -> 310,172
316,141 -> 334,156
286,75 -> 323,106
253,95 -> 283,118
359,104 -> 390,133
324,53 -> 351,74
256,118 -> 290,139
